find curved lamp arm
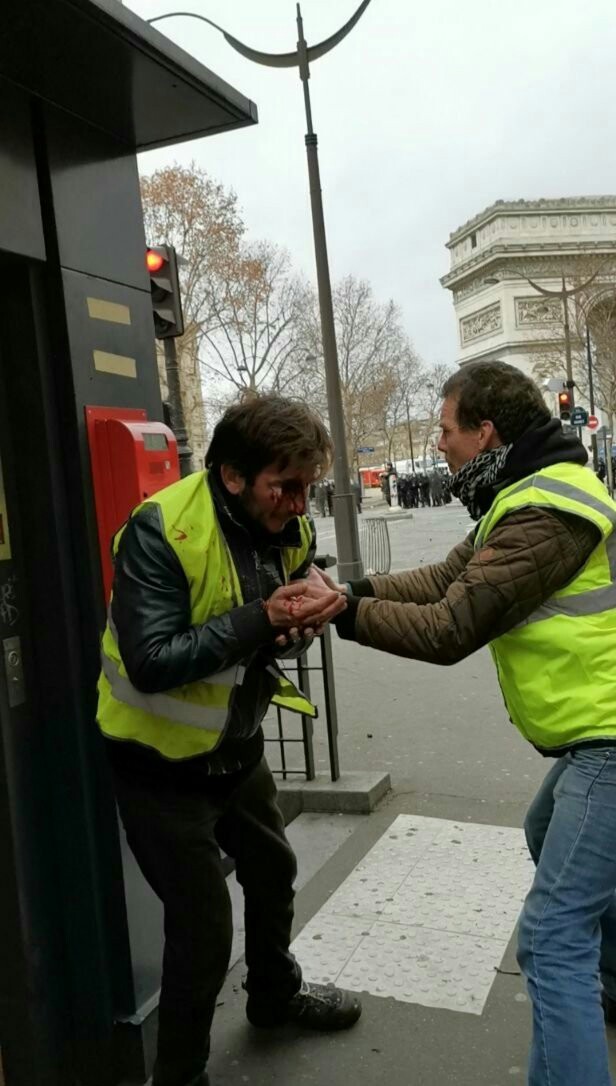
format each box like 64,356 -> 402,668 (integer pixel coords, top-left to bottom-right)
148,0 -> 373,69
524,267 -> 606,299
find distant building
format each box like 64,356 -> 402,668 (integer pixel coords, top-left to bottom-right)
441,197 -> 616,383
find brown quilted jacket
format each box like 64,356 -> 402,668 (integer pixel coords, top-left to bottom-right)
341,509 -> 599,665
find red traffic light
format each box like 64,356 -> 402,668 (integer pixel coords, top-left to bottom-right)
146,249 -> 165,274
558,388 -> 573,421
146,243 -> 184,339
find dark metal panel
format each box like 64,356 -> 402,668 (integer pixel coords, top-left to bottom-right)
0,480 -> 69,1086
46,110 -> 150,290
2,0 -> 257,152
0,260 -> 112,1086
60,265 -> 167,1030
44,102 -> 169,1036
0,82 -> 45,260
61,268 -> 161,417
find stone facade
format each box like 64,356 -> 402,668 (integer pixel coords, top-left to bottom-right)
441,197 -> 616,373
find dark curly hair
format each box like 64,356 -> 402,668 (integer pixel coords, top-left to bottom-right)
442,361 -> 550,443
205,393 -> 333,483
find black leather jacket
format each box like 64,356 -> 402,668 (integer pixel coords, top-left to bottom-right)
106,470 -> 316,780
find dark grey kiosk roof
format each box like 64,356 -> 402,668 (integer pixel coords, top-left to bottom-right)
2,0 -> 258,151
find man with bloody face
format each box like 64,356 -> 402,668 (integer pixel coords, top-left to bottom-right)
97,394 -> 360,1086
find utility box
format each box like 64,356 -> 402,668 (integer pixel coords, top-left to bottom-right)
86,406 -> 180,603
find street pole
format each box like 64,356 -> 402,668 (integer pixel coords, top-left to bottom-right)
147,2 -> 372,573
406,402 -> 416,474
163,338 -> 194,477
604,430 -> 614,496
585,324 -> 599,473
297,5 -> 362,580
561,275 -> 575,405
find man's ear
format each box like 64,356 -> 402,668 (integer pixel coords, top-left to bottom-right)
479,420 -> 503,452
220,464 -> 246,495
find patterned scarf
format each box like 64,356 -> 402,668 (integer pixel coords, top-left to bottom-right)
450,444 -> 512,521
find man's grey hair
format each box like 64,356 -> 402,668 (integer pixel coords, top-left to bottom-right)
442,361 -> 551,443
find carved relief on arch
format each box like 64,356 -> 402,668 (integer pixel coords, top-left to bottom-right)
460,303 -> 502,344
515,297 -> 562,327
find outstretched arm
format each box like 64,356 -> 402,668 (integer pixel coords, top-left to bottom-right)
335,509 -> 599,665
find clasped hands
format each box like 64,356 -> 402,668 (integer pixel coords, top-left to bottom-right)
264,565 -> 347,647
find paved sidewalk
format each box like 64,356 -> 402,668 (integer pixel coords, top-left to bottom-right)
203,502 -> 616,1084
207,793 -> 616,1085
130,502 -> 616,1084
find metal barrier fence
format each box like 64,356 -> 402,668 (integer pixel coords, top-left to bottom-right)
264,523 -> 391,780
359,516 -> 391,574
266,625 -> 340,782
265,553 -> 341,782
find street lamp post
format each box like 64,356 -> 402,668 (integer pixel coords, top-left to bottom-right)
296,6 -> 363,579
585,324 -> 599,473
148,3 -> 372,580
528,274 -> 579,400
584,325 -> 614,495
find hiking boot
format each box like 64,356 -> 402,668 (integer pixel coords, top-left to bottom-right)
246,980 -> 362,1031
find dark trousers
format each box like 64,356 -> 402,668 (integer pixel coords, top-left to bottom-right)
112,756 -> 302,1086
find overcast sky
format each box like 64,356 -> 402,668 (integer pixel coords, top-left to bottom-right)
127,0 -> 616,367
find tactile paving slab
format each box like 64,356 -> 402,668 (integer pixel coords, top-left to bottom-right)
291,814 -> 534,1014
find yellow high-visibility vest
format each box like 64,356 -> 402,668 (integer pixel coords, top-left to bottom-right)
97,471 -> 315,760
475,463 -> 616,750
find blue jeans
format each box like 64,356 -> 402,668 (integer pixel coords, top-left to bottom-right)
519,748 -> 616,1085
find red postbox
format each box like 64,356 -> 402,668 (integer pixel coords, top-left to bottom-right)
85,406 -> 181,602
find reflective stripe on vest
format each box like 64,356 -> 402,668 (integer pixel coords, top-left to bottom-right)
475,473 -> 616,550
516,533 -> 616,627
100,653 -> 244,732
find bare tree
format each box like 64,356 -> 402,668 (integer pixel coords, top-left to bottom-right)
141,164 -> 311,424
199,241 -> 307,394
276,288 -> 329,417
293,275 -> 410,466
140,164 -> 426,456
141,162 -> 246,456
415,362 -> 454,467
378,347 -> 424,462
141,162 -> 244,330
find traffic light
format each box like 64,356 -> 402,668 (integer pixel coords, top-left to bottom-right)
146,244 -> 184,339
558,388 -> 572,421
